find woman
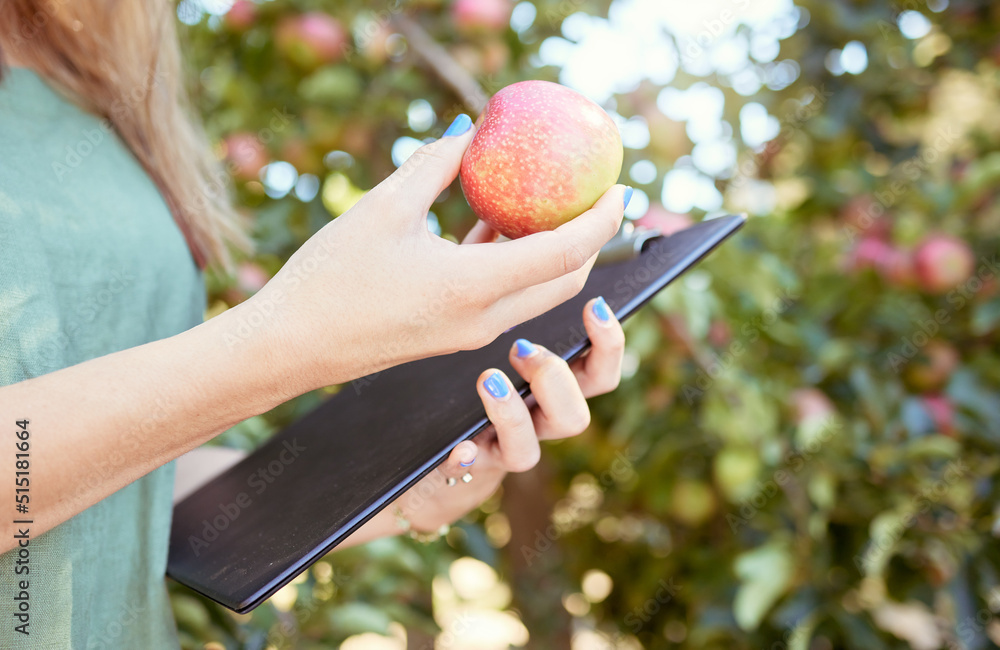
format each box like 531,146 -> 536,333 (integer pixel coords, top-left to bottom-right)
0,2 -> 630,647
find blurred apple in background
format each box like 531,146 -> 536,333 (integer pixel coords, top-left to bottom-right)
237,262 -> 270,295
223,133 -> 269,182
224,0 -> 256,31
451,0 -> 511,32
790,388 -> 836,424
358,21 -> 395,64
913,233 -> 975,294
636,204 -> 693,236
920,394 -> 957,436
903,340 -> 959,393
846,236 -> 914,287
707,319 -> 732,348
714,447 -> 762,503
668,479 -> 718,527
276,12 -> 349,68
840,194 -> 892,240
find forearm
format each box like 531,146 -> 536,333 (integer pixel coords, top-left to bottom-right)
0,301 -> 301,551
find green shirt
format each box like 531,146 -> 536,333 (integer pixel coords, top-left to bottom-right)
0,68 -> 204,648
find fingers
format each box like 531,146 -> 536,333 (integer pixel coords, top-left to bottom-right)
376,114 -> 476,212
476,369 -> 540,473
462,220 -> 499,245
440,440 -> 478,479
473,184 -> 629,293
484,249 -> 598,330
571,297 -> 625,397
508,340 -> 591,440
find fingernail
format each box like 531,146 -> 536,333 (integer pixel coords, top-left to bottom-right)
514,338 -> 537,358
484,371 -> 510,400
443,114 -> 473,137
623,186 -> 634,210
593,296 -> 612,322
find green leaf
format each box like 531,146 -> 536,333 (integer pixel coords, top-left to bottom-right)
733,541 -> 794,631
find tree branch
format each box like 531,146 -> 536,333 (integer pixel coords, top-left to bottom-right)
391,14 -> 489,115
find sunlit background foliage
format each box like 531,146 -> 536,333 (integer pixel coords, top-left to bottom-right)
168,0 -> 1000,648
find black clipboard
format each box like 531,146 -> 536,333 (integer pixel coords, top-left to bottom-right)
167,214 -> 746,613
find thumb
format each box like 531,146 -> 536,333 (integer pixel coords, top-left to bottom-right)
376,114 -> 476,212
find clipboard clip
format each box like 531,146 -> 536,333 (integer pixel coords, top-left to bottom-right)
596,222 -> 662,266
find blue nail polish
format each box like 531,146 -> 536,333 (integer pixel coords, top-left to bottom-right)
459,458 -> 476,467
443,114 -> 473,137
484,371 -> 509,399
623,186 -> 634,210
515,339 -> 536,358
593,296 -> 612,322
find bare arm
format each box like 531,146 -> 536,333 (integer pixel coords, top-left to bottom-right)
2,305 -> 294,550
1,122 -> 627,552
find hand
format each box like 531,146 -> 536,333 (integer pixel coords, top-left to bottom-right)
395,297 -> 625,534
236,114 -> 629,394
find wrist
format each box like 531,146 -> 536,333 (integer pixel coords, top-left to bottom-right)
189,300 -> 305,415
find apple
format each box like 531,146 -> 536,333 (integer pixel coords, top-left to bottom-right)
224,0 -> 256,31
790,388 -> 835,424
276,12 -> 348,68
237,262 -> 270,294
903,340 -> 959,393
847,236 -> 893,272
840,194 -> 891,240
913,234 -> 975,294
481,39 -> 511,75
223,133 -> 268,182
878,246 -> 916,287
459,80 -> 624,239
668,479 -> 717,527
714,447 -> 762,503
451,0 -> 511,32
920,394 -> 956,437
636,204 -> 693,236
707,319 -> 731,348
359,21 -> 394,64
846,237 -> 913,287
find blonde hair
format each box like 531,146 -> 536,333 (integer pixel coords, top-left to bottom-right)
0,1 -> 250,269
